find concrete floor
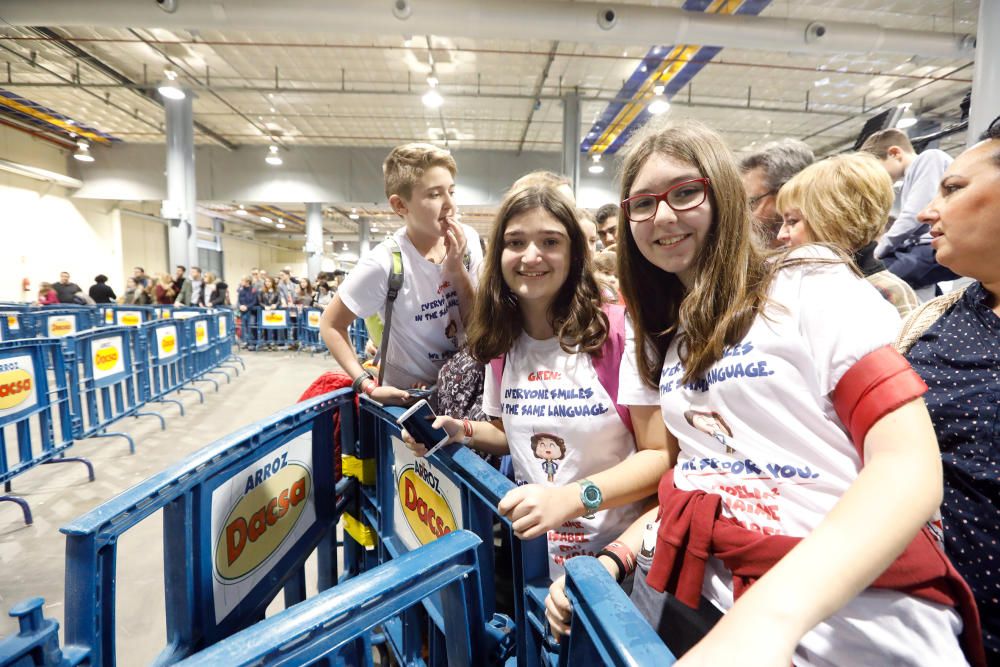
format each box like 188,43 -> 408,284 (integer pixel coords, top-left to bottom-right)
0,349 -> 341,664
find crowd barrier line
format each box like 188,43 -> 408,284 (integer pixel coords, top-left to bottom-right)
0,305 -> 244,526
1,377 -> 677,665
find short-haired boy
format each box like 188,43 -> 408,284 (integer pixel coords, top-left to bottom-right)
320,143 -> 483,405
860,128 -> 958,289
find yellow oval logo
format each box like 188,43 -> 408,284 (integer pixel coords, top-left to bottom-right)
397,469 -> 457,545
264,312 -> 284,324
104,310 -> 114,323
0,369 -> 33,410
215,463 -> 311,580
7,315 -> 18,328
308,312 -> 320,328
195,325 -> 207,343
161,311 -> 171,320
161,334 -> 176,353
94,347 -> 119,371
50,320 -> 72,337
120,314 -> 140,326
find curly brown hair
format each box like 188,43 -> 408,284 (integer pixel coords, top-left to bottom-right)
467,184 -> 608,363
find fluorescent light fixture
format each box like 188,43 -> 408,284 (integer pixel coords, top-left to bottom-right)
157,69 -> 185,100
587,154 -> 604,175
896,117 -> 918,129
422,88 -> 444,109
349,213 -> 360,220
260,216 -> 273,223
72,140 -> 95,162
648,97 -> 671,115
265,144 -> 283,166
275,221 -> 286,229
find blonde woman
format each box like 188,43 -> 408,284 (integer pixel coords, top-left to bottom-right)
775,152 -> 921,317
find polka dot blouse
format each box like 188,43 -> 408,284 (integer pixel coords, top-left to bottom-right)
907,280 -> 1000,661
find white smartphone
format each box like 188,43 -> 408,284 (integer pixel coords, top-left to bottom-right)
396,399 -> 450,455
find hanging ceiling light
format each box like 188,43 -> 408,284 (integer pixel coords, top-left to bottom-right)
260,216 -> 273,223
265,144 -> 283,166
422,88 -> 444,109
72,140 -> 95,163
275,218 -> 286,229
235,204 -> 247,215
157,69 -> 186,100
648,91 -> 671,116
587,154 -> 604,175
895,103 -> 918,129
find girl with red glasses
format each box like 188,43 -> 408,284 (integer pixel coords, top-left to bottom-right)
545,119 -> 982,667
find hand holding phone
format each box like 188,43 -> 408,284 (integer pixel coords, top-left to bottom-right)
396,399 -> 450,456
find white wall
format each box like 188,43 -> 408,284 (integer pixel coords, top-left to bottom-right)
0,126 -> 127,302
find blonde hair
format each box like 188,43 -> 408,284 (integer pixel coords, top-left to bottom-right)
382,143 -> 457,200
859,128 -> 914,159
776,153 -> 894,251
593,250 -> 617,275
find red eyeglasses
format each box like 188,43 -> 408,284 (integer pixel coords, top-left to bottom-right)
621,178 -> 711,222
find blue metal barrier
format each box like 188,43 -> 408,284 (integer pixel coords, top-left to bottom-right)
178,313 -> 231,393
348,317 -> 368,357
0,598 -> 90,667
344,397 -> 549,666
58,389 -> 355,666
298,308 -> 326,354
0,339 -> 93,525
559,557 -> 676,666
99,305 -> 156,328
138,319 -> 199,414
65,326 -> 162,454
176,530 -> 490,667
21,309 -> 96,339
254,309 -> 295,350
211,309 -> 245,373
0,311 -> 25,342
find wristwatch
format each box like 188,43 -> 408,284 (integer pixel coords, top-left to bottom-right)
351,372 -> 374,394
577,479 -> 603,519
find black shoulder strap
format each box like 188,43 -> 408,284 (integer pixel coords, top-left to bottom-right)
377,237 -> 405,385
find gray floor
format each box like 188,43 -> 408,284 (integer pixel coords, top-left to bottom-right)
0,349 -> 341,664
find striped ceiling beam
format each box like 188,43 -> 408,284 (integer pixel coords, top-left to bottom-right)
0,88 -> 119,144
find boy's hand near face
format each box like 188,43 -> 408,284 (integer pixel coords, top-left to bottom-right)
441,218 -> 469,279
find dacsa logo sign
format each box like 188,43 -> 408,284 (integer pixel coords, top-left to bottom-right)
397,460 -> 458,544
160,334 -> 176,354
0,369 -> 33,410
215,453 -> 311,580
94,346 -> 119,371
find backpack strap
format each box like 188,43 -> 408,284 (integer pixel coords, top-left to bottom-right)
376,237 -> 405,385
894,286 -> 967,356
592,303 -> 633,433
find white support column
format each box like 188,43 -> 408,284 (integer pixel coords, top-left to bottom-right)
561,92 -> 581,195
183,101 -> 198,270
967,0 -> 1000,146
305,202 -> 324,280
162,93 -> 193,271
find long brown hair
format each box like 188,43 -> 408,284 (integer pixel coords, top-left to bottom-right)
617,119 -> 772,388
467,184 -> 607,363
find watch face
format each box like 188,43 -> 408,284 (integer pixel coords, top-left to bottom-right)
583,486 -> 601,504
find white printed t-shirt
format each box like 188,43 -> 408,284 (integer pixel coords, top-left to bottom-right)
483,329 -> 646,580
338,226 -> 483,389
629,245 -> 965,666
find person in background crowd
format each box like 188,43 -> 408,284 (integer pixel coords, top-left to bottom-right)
330,269 -> 346,291
861,128 -> 959,293
172,266 -> 188,305
596,203 -> 620,250
775,153 -> 921,317
209,280 -> 229,307
315,281 -> 333,307
578,208 -> 600,254
87,274 -> 116,304
133,266 -> 150,289
121,277 -> 149,305
237,276 -> 257,345
593,250 -> 620,304
257,276 -> 280,310
283,266 -> 300,285
277,269 -> 297,308
896,118 -> 1000,661
739,138 -> 815,248
178,266 -> 204,307
510,170 -> 575,204
250,268 -> 263,293
295,277 -> 315,308
52,271 -> 82,304
203,271 -> 218,304
35,282 -> 59,306
154,273 -> 176,305
547,119 -> 981,666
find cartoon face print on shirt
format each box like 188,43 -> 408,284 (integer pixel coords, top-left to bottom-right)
445,318 -> 458,348
684,409 -> 735,455
532,432 -> 567,482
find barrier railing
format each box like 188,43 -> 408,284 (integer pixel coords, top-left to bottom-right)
348,317 -> 368,358
65,325 -> 163,454
211,308 -> 245,374
298,307 -> 325,353
57,389 -> 354,666
138,318 -> 199,414
99,304 -> 156,328
179,313 -> 231,393
0,339 -> 93,525
176,530 -> 488,667
20,308 -> 97,339
253,308 -> 296,350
